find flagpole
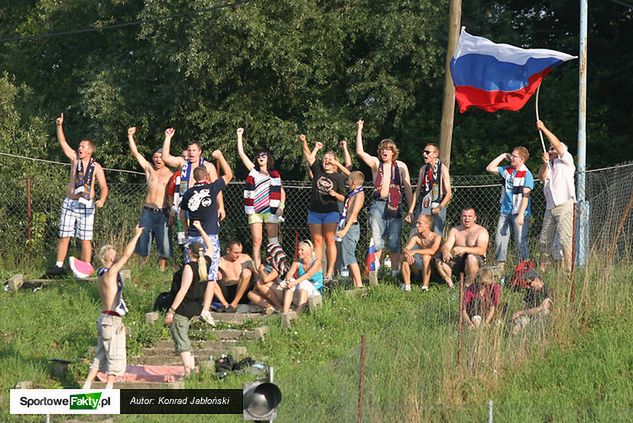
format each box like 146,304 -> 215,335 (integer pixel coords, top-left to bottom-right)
535,84 -> 547,153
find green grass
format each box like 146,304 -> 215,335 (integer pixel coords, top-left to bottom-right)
1,261 -> 633,422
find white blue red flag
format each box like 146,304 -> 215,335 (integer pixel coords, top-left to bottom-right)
365,238 -> 380,276
450,28 -> 576,113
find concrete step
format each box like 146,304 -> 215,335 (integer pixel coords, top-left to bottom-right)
210,311 -> 272,323
134,346 -> 248,365
92,381 -> 184,389
151,339 -> 239,351
213,326 -> 269,341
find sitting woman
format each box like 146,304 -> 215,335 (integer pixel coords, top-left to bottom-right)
248,242 -> 289,314
299,134 -> 348,286
165,220 -> 214,376
282,240 -> 323,315
237,127 -> 285,268
461,268 -> 501,329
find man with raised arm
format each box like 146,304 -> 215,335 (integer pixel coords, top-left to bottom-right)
83,225 -> 144,389
161,128 -> 226,222
537,120 -> 576,273
50,113 -> 108,274
436,207 -> 489,287
355,119 -> 413,277
486,146 -> 534,276
179,150 -> 233,324
128,127 -> 174,272
406,143 -> 452,235
401,214 -> 441,292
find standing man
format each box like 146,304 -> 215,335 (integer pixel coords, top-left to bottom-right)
51,113 -> 108,273
128,127 -> 174,272
486,146 -> 534,276
83,225 -> 144,389
161,128 -> 226,223
401,214 -> 441,292
355,119 -> 413,276
180,150 -> 233,323
406,143 -> 452,235
436,207 -> 489,286
537,120 -> 576,272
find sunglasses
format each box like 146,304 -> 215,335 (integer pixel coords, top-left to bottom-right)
548,147 -> 556,152
423,150 -> 434,155
257,153 -> 268,158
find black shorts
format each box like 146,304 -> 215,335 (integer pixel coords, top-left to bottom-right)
219,281 -> 253,304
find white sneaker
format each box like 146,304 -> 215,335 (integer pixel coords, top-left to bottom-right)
200,310 -> 216,326
401,284 -> 412,292
421,286 -> 429,292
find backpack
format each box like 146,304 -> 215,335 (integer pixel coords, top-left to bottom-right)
509,259 -> 536,291
152,268 -> 183,312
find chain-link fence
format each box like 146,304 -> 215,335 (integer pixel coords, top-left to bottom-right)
1,154 -> 632,269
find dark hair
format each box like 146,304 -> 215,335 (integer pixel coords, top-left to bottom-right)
227,240 -> 242,250
254,150 -> 275,171
193,166 -> 208,182
461,206 -> 477,214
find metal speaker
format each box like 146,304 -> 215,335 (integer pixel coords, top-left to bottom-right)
243,381 -> 282,421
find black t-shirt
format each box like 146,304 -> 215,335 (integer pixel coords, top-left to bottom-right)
171,257 -> 211,318
523,285 -> 549,309
309,161 -> 347,213
181,179 -> 226,236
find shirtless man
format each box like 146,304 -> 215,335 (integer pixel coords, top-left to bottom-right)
401,214 -> 441,292
128,127 -> 174,271
83,225 -> 143,389
355,119 -> 413,275
161,128 -> 225,222
215,240 -> 255,312
52,113 -> 108,273
436,207 -> 489,286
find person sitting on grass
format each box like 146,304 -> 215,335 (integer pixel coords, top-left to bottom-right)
436,207 -> 489,287
401,214 -> 441,292
83,225 -> 144,389
335,170 -> 365,289
281,240 -> 323,315
248,242 -> 290,314
164,220 -> 215,377
511,269 -> 552,335
461,268 -> 501,329
214,240 -> 255,313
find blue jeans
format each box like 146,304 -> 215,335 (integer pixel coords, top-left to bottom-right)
495,213 -> 530,262
135,207 -> 171,258
369,200 -> 403,252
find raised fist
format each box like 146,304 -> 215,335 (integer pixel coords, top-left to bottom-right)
56,113 -> 64,127
236,128 -> 244,137
211,149 -> 223,159
165,128 -> 175,138
128,127 -> 136,136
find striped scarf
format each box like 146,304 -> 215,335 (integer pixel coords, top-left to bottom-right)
373,162 -> 402,218
179,157 -> 205,198
418,160 -> 443,211
336,186 -> 364,233
502,164 -> 528,215
244,169 -> 282,215
75,158 -> 95,201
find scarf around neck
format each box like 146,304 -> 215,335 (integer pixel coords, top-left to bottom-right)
75,158 -> 96,201
374,161 -> 402,218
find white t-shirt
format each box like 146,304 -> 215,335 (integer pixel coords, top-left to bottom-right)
543,148 -> 576,209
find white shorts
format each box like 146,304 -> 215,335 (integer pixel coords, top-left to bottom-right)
292,280 -> 321,305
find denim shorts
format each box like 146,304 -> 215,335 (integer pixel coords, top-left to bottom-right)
307,210 -> 341,225
135,206 -> 171,258
184,234 -> 220,280
369,200 -> 403,252
340,224 -> 360,266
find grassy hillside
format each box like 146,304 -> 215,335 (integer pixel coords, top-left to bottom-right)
1,260 -> 632,422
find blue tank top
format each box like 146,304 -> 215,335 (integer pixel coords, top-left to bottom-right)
298,259 -> 323,292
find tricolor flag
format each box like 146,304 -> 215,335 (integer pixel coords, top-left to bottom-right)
450,28 -> 576,113
365,238 -> 380,276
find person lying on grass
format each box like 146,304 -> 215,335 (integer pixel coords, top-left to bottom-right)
83,225 -> 143,389
281,240 -> 323,315
248,242 -> 290,314
165,220 -> 215,377
461,268 -> 501,329
511,269 -> 552,335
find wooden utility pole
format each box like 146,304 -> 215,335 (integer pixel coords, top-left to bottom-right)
438,0 -> 462,168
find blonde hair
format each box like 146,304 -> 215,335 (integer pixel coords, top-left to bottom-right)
98,245 -> 115,265
477,268 -> 495,285
377,139 -> 399,161
189,243 -> 208,281
513,146 -> 530,161
299,240 -> 315,259
349,171 -> 365,185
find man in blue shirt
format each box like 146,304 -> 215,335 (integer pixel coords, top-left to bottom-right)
486,146 -> 534,275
